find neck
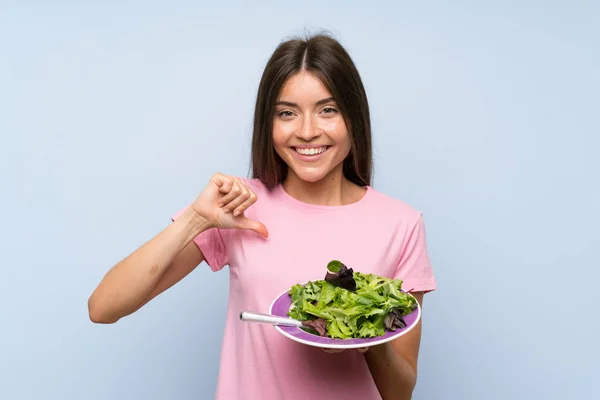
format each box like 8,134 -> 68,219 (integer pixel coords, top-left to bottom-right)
282,167 -> 366,206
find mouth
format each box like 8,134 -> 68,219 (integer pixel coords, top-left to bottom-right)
291,146 -> 331,156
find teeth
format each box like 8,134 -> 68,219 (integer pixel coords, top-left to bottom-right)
296,147 -> 327,155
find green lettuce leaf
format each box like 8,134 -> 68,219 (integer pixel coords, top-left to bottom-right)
286,261 -> 418,339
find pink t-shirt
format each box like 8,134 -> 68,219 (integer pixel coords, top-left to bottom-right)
172,178 -> 436,400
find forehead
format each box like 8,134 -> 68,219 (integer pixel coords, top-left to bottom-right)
278,71 -> 333,102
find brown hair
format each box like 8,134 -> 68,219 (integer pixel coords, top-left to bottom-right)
250,33 -> 373,189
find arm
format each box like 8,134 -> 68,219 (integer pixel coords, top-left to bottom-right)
87,173 -> 267,324
364,291 -> 425,400
87,207 -> 210,324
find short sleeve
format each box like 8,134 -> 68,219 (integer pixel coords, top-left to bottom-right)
171,207 -> 229,272
394,213 -> 437,293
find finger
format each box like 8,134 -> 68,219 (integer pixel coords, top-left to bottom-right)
357,347 -> 369,353
322,348 -> 344,354
211,173 -> 233,194
218,180 -> 243,208
222,183 -> 251,213
237,217 -> 269,238
232,187 -> 258,217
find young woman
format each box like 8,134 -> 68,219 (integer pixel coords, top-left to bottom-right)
88,33 -> 436,400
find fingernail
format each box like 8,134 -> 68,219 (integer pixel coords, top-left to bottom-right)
233,210 -> 239,216
218,202 -> 224,207
223,208 -> 230,213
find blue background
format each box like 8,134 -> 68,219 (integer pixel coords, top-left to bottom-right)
1,1 -> 598,399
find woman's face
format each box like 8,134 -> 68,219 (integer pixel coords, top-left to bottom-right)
272,71 -> 351,184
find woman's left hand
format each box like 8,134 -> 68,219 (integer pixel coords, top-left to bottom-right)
322,347 -> 369,354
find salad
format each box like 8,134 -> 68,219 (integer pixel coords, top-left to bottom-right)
287,260 -> 417,339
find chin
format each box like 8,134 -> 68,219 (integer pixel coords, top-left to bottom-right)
289,168 -> 330,183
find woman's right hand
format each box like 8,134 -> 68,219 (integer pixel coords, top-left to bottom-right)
87,172 -> 267,324
190,172 -> 268,238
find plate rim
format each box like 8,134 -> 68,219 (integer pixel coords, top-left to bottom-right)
268,282 -> 422,349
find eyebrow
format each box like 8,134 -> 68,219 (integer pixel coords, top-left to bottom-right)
275,97 -> 335,108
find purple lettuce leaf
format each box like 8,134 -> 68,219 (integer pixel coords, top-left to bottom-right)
324,260 -> 357,291
384,308 -> 408,331
301,318 -> 328,336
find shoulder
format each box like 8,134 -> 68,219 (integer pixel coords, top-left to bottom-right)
237,177 -> 280,209
366,187 -> 423,225
239,176 -> 271,197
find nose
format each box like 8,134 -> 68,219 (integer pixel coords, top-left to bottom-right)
297,115 -> 321,141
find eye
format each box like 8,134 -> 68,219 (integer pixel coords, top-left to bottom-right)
277,110 -> 295,118
322,106 -> 338,115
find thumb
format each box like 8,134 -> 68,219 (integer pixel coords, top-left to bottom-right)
237,217 -> 269,238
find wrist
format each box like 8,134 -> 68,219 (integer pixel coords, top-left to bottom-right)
178,207 -> 214,236
364,342 -> 393,360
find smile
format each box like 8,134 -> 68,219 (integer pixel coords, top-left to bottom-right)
293,146 -> 329,156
